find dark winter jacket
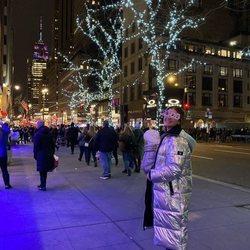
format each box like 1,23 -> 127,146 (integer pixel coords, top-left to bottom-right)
33,126 -> 55,172
0,123 -> 10,157
95,126 -> 117,152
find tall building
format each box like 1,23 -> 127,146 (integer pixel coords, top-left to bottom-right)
27,16 -> 49,114
0,0 -> 14,119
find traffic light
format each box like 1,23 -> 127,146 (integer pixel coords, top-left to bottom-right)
183,103 -> 190,110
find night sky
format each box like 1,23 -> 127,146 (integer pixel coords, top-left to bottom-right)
12,0 -> 54,88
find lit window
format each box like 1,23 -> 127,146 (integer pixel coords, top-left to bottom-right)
232,51 -> 242,59
233,68 -> 243,78
205,47 -> 215,55
219,66 -> 228,76
218,49 -> 230,57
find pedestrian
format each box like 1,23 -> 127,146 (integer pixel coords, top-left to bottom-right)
67,122 -> 79,154
33,120 -> 55,191
0,121 -> 12,189
87,125 -> 97,167
143,106 -> 196,249
118,125 -> 136,176
95,120 -> 117,179
77,127 -> 86,162
133,122 -> 144,173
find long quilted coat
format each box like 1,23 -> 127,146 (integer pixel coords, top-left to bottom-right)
33,126 -> 55,172
149,129 -> 196,250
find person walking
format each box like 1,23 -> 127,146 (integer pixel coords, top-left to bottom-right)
95,120 -> 117,179
119,125 -> 136,176
0,121 -> 12,189
133,122 -> 144,173
67,122 -> 79,154
33,120 -> 55,191
144,106 -> 196,250
87,126 -> 97,167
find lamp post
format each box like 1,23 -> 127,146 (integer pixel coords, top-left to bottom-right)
41,88 -> 49,120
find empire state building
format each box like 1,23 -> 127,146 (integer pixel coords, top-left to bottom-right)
27,16 -> 49,113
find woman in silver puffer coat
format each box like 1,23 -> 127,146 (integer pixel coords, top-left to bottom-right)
143,106 -> 196,250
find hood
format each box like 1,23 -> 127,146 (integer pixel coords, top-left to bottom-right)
180,130 -> 196,152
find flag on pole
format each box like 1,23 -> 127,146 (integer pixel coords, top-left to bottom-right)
21,100 -> 29,112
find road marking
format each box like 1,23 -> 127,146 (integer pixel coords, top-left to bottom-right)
214,149 -> 250,155
212,145 -> 250,151
193,175 -> 250,193
192,155 -> 214,160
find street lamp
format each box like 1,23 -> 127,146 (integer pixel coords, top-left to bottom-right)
41,88 -> 49,120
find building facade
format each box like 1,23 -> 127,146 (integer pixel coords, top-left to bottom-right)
0,0 -> 13,119
122,0 -> 250,129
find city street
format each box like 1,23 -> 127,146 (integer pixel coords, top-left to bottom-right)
1,142 -> 250,249
192,142 -> 250,188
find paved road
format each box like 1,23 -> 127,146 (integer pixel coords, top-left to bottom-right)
192,142 -> 250,188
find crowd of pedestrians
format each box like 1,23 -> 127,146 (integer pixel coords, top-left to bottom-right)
0,106 -> 202,249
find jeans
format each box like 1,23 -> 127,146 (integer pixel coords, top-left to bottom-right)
122,151 -> 134,171
79,146 -> 85,160
0,155 -> 10,186
99,151 -> 112,177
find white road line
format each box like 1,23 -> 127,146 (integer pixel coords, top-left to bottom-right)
211,145 -> 250,151
192,155 -> 214,160
214,149 -> 250,155
193,175 -> 250,193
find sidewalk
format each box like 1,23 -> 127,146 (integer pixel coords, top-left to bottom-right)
1,143 -> 250,250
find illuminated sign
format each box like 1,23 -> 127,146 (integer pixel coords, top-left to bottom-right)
165,99 -> 182,107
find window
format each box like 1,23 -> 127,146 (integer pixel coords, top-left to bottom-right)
218,49 -> 230,57
233,68 -> 243,78
188,92 -> 196,105
130,62 -> 135,75
247,96 -> 250,105
4,16 -> 7,25
186,75 -> 196,89
3,55 -> 7,64
138,57 -> 143,71
202,93 -> 212,106
232,51 -> 242,59
167,59 -> 178,70
124,47 -> 128,58
204,64 -> 213,74
233,80 -> 242,93
125,28 -> 129,38
124,65 -> 128,78
219,66 -> 228,76
132,22 -> 136,33
130,86 -> 134,101
202,77 -> 213,91
4,35 -> 7,45
184,44 -> 197,52
137,83 -> 142,99
218,94 -> 228,107
205,46 -> 215,55
233,95 -> 242,107
218,78 -> 227,92
131,42 -> 135,54
138,38 -> 143,50
123,87 -> 127,102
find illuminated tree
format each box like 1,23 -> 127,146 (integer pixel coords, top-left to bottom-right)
76,2 -> 125,123
122,0 -> 207,125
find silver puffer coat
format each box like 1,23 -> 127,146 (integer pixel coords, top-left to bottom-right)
150,130 -> 196,250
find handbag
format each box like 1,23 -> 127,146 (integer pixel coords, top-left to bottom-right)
53,154 -> 59,170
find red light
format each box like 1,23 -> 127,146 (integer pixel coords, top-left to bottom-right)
183,103 -> 190,110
